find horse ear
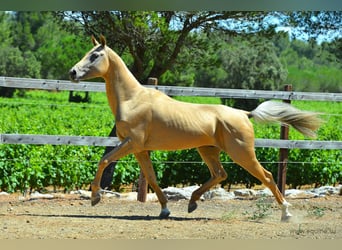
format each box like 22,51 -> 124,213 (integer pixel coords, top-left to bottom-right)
100,35 -> 106,47
91,35 -> 99,46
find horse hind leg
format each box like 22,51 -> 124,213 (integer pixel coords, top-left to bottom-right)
227,146 -> 292,221
188,146 -> 227,213
249,163 -> 292,221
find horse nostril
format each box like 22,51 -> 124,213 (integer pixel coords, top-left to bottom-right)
69,69 -> 77,80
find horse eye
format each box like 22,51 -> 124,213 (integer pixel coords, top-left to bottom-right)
89,53 -> 99,62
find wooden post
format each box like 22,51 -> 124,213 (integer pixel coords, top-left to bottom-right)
136,77 -> 158,202
147,77 -> 158,87
137,170 -> 148,202
277,84 -> 292,195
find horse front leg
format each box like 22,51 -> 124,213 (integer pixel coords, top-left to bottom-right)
134,151 -> 170,219
91,137 -> 132,206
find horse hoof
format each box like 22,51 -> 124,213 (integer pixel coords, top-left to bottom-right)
281,213 -> 292,222
91,193 -> 101,206
159,208 -> 171,219
188,201 -> 198,213
281,201 -> 292,222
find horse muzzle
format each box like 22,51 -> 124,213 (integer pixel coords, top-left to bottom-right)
69,68 -> 80,82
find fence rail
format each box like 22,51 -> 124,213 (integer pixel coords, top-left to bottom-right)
1,134 -> 341,150
1,76 -> 342,101
1,76 -> 341,197
1,76 -> 341,150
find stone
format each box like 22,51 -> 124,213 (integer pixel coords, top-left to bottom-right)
30,191 -> 54,200
310,185 -> 341,196
203,188 -> 235,200
102,190 -> 121,198
285,189 -> 317,199
256,188 -> 273,197
234,189 -> 257,197
71,190 -> 91,199
162,186 -> 200,200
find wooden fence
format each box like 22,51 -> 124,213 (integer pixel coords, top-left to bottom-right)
1,76 -> 341,149
1,76 -> 342,197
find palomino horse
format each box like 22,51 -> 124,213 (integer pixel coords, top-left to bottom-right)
69,35 -> 322,221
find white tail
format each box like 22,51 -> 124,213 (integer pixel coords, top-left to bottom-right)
249,101 -> 323,138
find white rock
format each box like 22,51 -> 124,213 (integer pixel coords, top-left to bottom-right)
311,185 -> 340,196
162,185 -> 200,200
146,193 -> 158,202
203,188 -> 235,200
68,185 -> 341,203
71,190 -> 91,199
103,190 -> 121,198
285,189 -> 317,198
118,192 -> 158,202
30,191 -> 54,200
0,191 -> 9,196
234,189 -> 257,197
256,188 -> 273,197
120,192 -> 138,201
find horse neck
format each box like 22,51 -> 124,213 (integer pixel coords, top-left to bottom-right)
103,48 -> 143,117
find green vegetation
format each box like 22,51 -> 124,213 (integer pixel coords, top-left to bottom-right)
0,91 -> 113,192
0,90 -> 341,193
1,11 -> 341,95
307,206 -> 326,218
0,11 -> 341,193
243,195 -> 273,221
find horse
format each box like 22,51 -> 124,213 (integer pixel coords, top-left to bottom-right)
69,35 -> 323,221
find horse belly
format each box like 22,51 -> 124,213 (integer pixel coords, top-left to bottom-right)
145,123 -> 216,151
147,134 -> 214,151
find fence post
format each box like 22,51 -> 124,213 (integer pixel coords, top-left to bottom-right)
137,77 -> 158,202
277,84 -> 292,195
137,169 -> 148,202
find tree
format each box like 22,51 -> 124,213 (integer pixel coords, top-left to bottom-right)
286,11 -> 342,42
321,38 -> 342,68
0,12 -> 48,97
194,32 -> 287,109
55,11 -> 270,83
36,28 -> 90,80
0,47 -> 41,97
56,11 -> 342,84
11,12 -> 50,51
0,11 -> 92,98
0,12 -> 12,47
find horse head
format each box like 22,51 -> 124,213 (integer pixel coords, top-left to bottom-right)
69,35 -> 109,82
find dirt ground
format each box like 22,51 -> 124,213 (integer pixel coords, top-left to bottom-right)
0,191 -> 341,239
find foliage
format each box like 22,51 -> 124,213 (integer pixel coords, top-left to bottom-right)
1,11 -> 341,94
307,206 -> 325,218
1,91 -> 341,193
55,11 -> 288,83
0,11 -> 341,193
0,11 -> 89,98
0,47 -> 41,97
286,11 -> 342,41
0,12 -> 12,46
243,195 -> 273,221
193,32 -> 288,109
35,24 -> 90,80
278,38 -> 342,92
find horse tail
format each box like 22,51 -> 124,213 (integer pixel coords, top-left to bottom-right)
248,100 -> 323,138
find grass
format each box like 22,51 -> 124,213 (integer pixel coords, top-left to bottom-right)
1,89 -> 340,192
0,90 -> 113,136
221,211 -> 237,221
307,206 -> 326,218
242,195 -> 273,221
